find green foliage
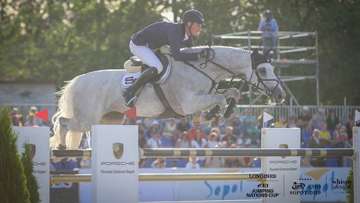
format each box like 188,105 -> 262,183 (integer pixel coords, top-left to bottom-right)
0,0 -> 359,104
346,168 -> 353,203
21,144 -> 40,203
0,108 -> 30,203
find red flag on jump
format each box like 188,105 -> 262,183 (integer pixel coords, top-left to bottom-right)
35,109 -> 49,122
125,107 -> 137,120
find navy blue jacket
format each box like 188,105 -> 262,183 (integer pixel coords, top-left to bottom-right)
131,21 -> 199,61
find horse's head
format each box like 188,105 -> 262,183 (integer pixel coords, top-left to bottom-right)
185,46 -> 286,103
253,61 -> 286,103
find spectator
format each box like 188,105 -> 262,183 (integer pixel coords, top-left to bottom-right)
147,131 -> 162,148
145,120 -> 162,139
204,142 -> 224,168
210,127 -> 221,137
185,156 -> 200,169
139,124 -> 148,148
163,118 -> 177,137
187,117 -> 206,141
274,116 -> 287,128
334,125 -> 352,148
151,158 -> 166,168
319,122 -> 330,141
310,109 -> 326,131
224,144 -> 242,168
308,129 -> 330,166
258,9 -> 278,58
236,132 -> 246,146
221,126 -> 237,147
25,106 -> 42,126
345,114 -> 354,140
11,107 -> 24,126
326,110 -> 339,135
176,117 -> 191,132
191,129 -> 208,148
176,131 -> 191,148
287,116 -> 297,128
207,132 -> 220,148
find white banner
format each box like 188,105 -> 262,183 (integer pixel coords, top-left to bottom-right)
14,127 -> 50,203
92,125 -> 138,203
261,128 -> 301,203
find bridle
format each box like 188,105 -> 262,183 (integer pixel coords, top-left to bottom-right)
249,51 -> 284,98
183,46 -> 284,101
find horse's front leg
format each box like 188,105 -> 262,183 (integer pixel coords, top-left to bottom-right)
181,94 -> 227,116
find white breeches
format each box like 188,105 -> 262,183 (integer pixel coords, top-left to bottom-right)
129,40 -> 163,73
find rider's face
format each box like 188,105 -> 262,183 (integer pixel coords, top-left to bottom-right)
187,22 -> 202,37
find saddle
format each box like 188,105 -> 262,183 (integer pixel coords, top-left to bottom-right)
124,52 -> 169,82
122,51 -> 183,118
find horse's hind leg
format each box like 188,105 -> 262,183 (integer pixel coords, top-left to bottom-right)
59,117 -> 84,149
57,117 -> 69,149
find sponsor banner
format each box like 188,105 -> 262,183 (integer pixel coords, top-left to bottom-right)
139,168 -> 263,201
261,128 -> 301,203
296,168 -> 351,202
136,167 -> 351,202
14,127 -> 50,203
92,125 -> 138,203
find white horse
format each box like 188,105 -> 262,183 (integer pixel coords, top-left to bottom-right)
51,46 -> 285,149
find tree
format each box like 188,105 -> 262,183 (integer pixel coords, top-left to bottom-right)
0,108 -> 30,203
21,144 -> 40,203
0,0 -> 359,104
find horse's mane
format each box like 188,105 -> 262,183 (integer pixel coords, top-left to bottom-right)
181,45 -> 252,55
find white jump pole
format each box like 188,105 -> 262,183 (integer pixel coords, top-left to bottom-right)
354,127 -> 359,203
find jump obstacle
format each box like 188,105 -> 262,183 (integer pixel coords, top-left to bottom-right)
52,147 -> 354,158
14,126 -> 360,203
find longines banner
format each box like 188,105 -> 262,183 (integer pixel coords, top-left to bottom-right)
92,125 -> 138,203
136,168 -> 351,202
261,128 -> 301,203
14,127 -> 50,203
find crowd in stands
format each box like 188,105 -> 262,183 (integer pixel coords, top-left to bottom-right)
9,106 -> 357,169
135,107 -> 355,169
10,106 -> 49,127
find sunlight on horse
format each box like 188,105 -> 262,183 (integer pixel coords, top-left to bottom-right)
51,46 -> 285,149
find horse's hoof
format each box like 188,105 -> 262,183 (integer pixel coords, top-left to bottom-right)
205,105 -> 220,120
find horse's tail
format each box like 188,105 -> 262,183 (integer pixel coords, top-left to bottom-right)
55,76 -> 80,117
51,77 -> 78,144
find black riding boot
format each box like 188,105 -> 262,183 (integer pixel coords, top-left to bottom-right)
123,67 -> 158,107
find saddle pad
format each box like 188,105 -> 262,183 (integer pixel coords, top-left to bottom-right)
124,57 -> 172,85
121,72 -> 141,88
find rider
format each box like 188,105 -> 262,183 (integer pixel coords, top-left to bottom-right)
123,9 -> 206,107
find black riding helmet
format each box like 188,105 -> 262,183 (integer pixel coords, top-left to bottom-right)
182,9 -> 204,25
264,9 -> 272,19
